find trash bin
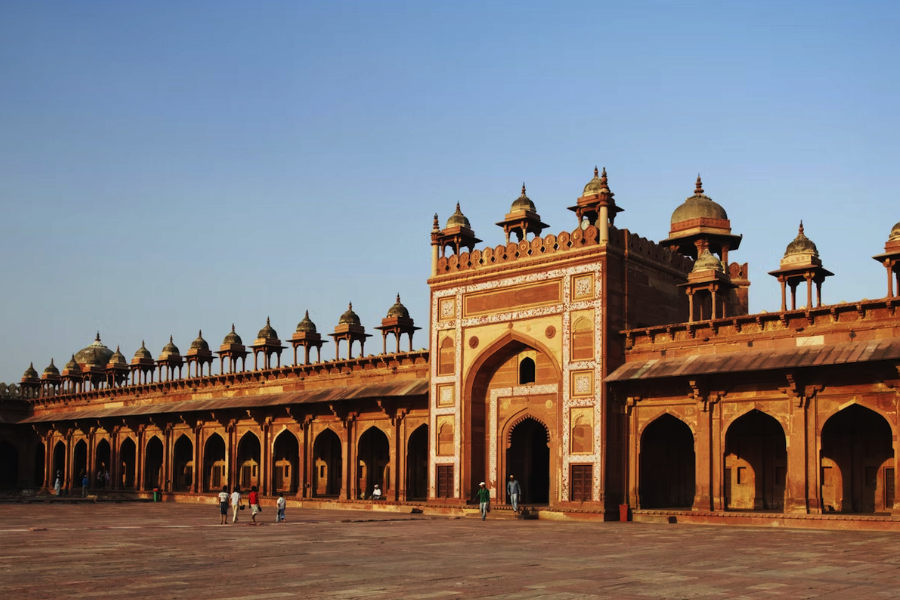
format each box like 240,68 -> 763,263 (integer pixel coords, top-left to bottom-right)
153,488 -> 160,502
619,503 -> 629,522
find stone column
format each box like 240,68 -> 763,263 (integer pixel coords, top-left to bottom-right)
599,205 -> 609,243
786,396 -> 810,513
395,414 -> 406,501
692,397 -> 713,511
261,418 -> 272,496
136,426 -> 146,491
193,425 -> 202,494
164,425 -> 173,493
110,427 -> 119,491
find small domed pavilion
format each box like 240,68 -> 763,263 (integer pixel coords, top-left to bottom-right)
661,175 -> 743,262
872,220 -> 900,298
678,249 -> 737,322
374,294 -> 421,353
290,311 -> 326,365
40,358 -> 61,396
431,204 -> 482,259
19,363 -> 40,398
185,331 -> 214,378
106,346 -> 130,388
157,336 -> 184,381
251,317 -> 285,370
131,341 -> 156,385
768,221 -> 833,311
495,184 -> 549,243
567,167 -> 623,243
217,325 -> 248,374
329,303 -> 371,360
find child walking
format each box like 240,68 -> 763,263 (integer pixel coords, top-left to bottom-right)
276,492 -> 286,523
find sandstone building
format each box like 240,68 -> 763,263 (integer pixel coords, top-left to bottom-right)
1,168 -> 898,527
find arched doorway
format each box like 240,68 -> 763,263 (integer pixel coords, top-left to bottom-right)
506,417 -> 550,505
203,434 -> 226,492
724,410 -> 786,510
33,443 -> 45,488
52,441 -> 66,486
173,435 -> 193,492
272,431 -> 298,494
821,404 -> 894,513
639,414 -> 695,509
313,429 -> 342,497
465,334 -> 561,503
95,439 -> 111,489
0,441 -> 18,487
120,438 -> 136,489
73,440 -> 87,489
237,433 -> 260,491
406,425 -> 428,500
357,427 -> 389,499
144,437 -> 164,490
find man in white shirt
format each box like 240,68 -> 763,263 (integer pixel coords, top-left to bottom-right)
218,486 -> 229,525
276,492 -> 286,523
371,484 -> 383,500
230,487 -> 242,524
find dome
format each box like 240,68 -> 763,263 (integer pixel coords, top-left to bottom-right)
296,311 -> 317,333
134,341 -> 152,360
582,167 -> 611,197
159,335 -> 181,358
43,359 -> 59,376
339,303 -> 361,326
108,346 -> 127,366
510,184 -> 536,212
23,363 -> 38,378
692,249 -> 724,273
670,176 -> 728,225
74,332 -> 115,366
783,221 -> 819,258
223,324 -> 243,345
257,317 -> 278,340
190,330 -> 209,351
889,221 -> 900,242
64,354 -> 81,372
445,203 -> 471,229
386,294 -> 410,319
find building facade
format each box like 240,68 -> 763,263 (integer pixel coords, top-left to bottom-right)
1,168 -> 899,523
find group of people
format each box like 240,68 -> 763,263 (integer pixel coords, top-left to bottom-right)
216,485 -> 287,525
473,474 -> 521,521
51,468 -> 111,497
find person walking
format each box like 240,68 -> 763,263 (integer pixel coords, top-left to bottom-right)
81,474 -> 89,497
248,486 -> 260,523
276,492 -> 286,523
218,486 -> 229,525
230,486 -> 242,524
473,482 -> 490,521
54,471 -> 62,496
507,474 -> 521,513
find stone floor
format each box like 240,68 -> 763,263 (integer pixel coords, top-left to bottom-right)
4,502 -> 900,599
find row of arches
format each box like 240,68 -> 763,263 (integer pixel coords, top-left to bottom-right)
41,424 -> 430,500
639,404 -> 895,513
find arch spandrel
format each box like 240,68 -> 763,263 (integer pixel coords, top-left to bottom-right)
461,324 -> 564,386
722,403 -> 789,437
637,407 -> 698,439
817,398 -> 897,437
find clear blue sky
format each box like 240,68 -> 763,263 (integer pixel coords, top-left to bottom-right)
1,1 -> 898,383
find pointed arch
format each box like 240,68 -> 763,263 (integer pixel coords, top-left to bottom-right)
638,408 -> 696,438
406,424 -> 428,500
144,436 -> 164,490
821,404 -> 894,513
723,403 -> 788,436
173,434 -> 194,492
73,440 -> 87,488
237,431 -> 261,490
505,416 -> 551,505
313,428 -> 342,497
358,426 -> 390,499
119,437 -> 137,489
95,438 -> 111,489
272,429 -> 299,494
203,432 -> 227,492
639,413 -> 695,508
723,409 -> 787,511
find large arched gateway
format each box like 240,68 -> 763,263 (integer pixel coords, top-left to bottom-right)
639,414 -> 695,509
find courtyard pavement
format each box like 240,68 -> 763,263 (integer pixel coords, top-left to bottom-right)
2,502 -> 900,599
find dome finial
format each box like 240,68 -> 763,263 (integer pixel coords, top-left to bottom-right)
600,168 -> 609,189
95,331 -> 101,342
432,213 -> 439,230
799,220 -> 804,235
348,302 -> 353,310
396,293 -> 401,303
231,323 -> 236,333
695,174 -> 703,195
305,310 -> 309,318
455,202 -> 461,212
116,345 -> 120,352
198,329 -> 202,337
169,335 -> 173,343
50,358 -> 55,366
267,316 -> 271,326
521,182 -> 526,196
594,166 -> 599,177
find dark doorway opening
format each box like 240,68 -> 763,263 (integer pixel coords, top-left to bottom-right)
640,414 -> 695,508
144,437 -> 164,490
237,433 -> 260,491
33,442 -> 45,488
120,438 -> 136,489
313,429 -> 342,497
406,425 -> 428,500
0,441 -> 18,487
821,404 -> 894,513
272,431 -> 298,494
358,427 -> 390,499
203,434 -> 226,492
73,440 -> 87,488
95,439 -> 111,489
173,435 -> 193,492
506,418 -> 550,505
52,441 -> 66,487
724,410 -> 786,510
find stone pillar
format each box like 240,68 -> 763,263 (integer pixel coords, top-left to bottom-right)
110,427 -> 119,491
786,396 -> 810,513
395,415 -> 406,501
226,422 -> 236,491
348,422 -> 358,501
193,425 -> 202,494
342,420 -> 353,500
692,401 -> 713,511
136,426 -> 145,491
164,425 -> 173,493
261,419 -> 272,496
711,402 -> 724,510
431,243 -> 439,277
599,205 -> 609,243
